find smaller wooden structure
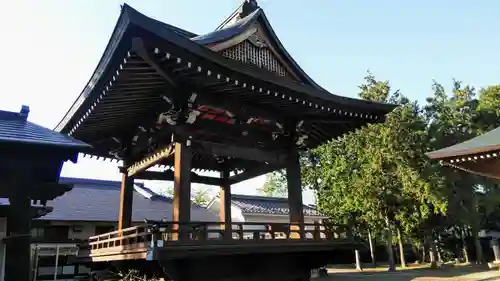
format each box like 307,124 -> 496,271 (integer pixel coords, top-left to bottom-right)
427,125 -> 500,264
426,126 -> 500,179
0,105 -> 90,281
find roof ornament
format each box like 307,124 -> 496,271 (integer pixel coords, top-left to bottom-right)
19,105 -> 30,120
239,0 -> 259,19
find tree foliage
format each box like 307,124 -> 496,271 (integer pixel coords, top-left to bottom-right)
156,185 -> 211,206
259,172 -> 287,197
264,70 -> 500,265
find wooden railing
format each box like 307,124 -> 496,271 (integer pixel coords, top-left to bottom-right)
83,221 -> 350,253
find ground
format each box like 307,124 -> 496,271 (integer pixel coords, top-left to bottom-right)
320,264 -> 500,281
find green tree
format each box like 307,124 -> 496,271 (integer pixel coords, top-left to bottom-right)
156,185 -> 211,206
259,172 -> 287,197
192,187 -> 211,206
306,72 -> 447,270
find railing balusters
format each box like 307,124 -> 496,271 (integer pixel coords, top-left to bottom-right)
83,221 -> 349,256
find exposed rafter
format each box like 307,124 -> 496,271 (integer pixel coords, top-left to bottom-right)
132,37 -> 178,87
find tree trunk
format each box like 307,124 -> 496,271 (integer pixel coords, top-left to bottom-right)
461,228 -> 469,263
473,234 -> 484,264
436,234 -> 443,263
429,236 -> 438,269
386,229 -> 396,271
368,229 -> 376,267
421,241 -> 427,263
411,244 -> 421,264
471,224 -> 484,264
396,227 -> 406,268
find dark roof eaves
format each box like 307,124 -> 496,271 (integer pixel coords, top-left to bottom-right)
54,5 -> 132,133
55,4 -> 396,134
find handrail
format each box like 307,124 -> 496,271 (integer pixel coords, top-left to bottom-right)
81,221 -> 349,255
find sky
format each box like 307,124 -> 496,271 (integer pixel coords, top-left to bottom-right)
1,0 -> 499,204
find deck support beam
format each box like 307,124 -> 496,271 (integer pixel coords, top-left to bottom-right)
5,188 -> 31,281
286,146 -> 305,239
219,167 -> 232,240
118,159 -> 135,230
173,140 -> 192,241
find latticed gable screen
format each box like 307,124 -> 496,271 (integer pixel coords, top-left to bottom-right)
220,40 -> 287,77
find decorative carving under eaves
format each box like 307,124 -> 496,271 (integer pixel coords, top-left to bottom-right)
220,39 -> 287,77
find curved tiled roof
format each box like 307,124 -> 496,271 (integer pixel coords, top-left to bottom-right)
0,106 -> 90,150
40,177 -> 217,222
231,194 -> 325,217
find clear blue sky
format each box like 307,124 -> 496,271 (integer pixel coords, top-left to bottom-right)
1,0 -> 499,204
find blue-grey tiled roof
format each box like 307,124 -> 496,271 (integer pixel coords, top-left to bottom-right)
39,177 -> 217,222
0,106 -> 90,149
231,194 -> 325,217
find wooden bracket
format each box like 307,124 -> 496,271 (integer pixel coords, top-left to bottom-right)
127,143 -> 175,177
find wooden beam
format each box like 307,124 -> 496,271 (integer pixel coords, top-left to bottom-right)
127,143 -> 175,177
228,165 -> 279,184
193,140 -> 287,165
134,170 -> 223,186
173,141 -> 192,241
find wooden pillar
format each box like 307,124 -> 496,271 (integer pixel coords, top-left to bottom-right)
286,146 -> 304,239
118,159 -> 134,230
219,167 -> 232,240
173,140 -> 192,241
5,190 -> 31,281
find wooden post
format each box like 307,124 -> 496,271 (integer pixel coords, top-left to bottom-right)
5,191 -> 31,281
219,167 -> 232,240
286,146 -> 304,239
173,140 -> 192,241
118,159 -> 134,230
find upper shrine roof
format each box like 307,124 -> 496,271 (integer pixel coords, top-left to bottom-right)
53,1 -> 396,169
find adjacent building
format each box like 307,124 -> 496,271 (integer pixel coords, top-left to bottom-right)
31,177 -> 217,281
207,194 -> 326,239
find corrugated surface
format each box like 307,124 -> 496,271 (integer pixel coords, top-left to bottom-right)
0,109 -> 90,148
231,194 -> 324,217
39,177 -> 218,222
